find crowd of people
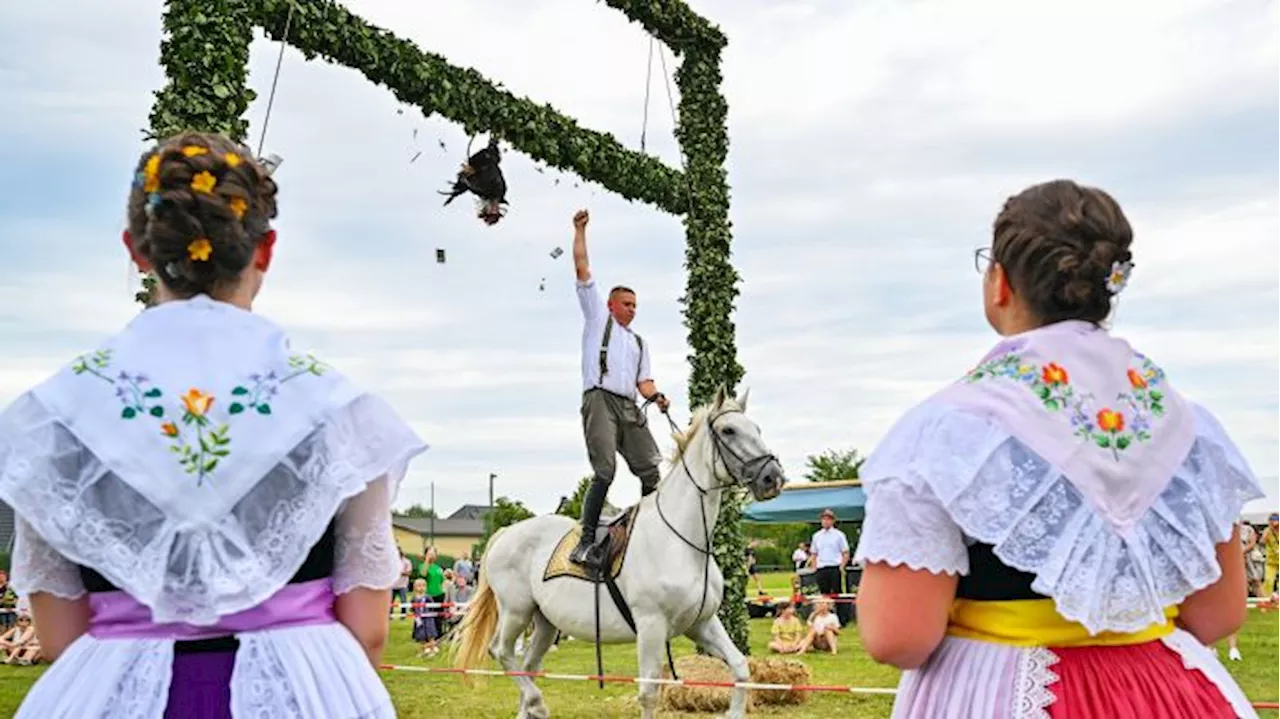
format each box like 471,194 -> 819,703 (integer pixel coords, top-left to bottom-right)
391,548 -> 478,657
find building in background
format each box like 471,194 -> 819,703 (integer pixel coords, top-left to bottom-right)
392,505 -> 489,559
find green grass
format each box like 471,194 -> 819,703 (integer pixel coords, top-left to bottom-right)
0,573 -> 1275,718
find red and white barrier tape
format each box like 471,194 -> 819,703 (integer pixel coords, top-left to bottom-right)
375,664 -> 1280,708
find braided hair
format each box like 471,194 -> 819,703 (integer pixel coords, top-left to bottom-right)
991,179 -> 1134,325
126,132 -> 278,297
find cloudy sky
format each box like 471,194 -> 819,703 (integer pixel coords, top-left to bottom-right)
2,0 -> 1276,518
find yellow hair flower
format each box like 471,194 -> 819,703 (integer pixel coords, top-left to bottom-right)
228,197 -> 248,219
143,155 -> 161,193
191,171 -> 217,194
224,152 -> 242,168
187,238 -> 213,262
181,145 -> 209,157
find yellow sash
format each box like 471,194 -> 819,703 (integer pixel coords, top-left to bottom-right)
946,599 -> 1177,647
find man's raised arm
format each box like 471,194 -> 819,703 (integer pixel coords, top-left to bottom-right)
572,209 -> 605,320
573,209 -> 591,282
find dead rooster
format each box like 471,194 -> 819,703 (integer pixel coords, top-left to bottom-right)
440,136 -> 508,225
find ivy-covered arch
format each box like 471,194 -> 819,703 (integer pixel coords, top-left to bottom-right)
147,0 -> 750,652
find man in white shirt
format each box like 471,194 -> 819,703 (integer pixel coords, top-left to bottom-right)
569,209 -> 671,566
809,508 -> 850,621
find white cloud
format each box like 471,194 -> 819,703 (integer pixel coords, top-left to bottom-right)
0,0 -> 1275,520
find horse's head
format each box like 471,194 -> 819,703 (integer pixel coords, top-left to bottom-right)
700,385 -> 786,502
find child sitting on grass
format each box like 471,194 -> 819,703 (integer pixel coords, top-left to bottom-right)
768,601 -> 807,654
806,598 -> 841,655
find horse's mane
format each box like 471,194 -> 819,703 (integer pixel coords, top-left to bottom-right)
667,397 -> 740,463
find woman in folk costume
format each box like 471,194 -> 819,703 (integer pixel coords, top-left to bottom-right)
853,179 -> 1264,718
0,131 -> 428,718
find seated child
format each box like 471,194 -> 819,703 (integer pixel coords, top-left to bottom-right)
806,598 -> 841,655
768,601 -> 807,654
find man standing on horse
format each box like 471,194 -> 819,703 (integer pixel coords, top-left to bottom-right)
569,208 -> 671,566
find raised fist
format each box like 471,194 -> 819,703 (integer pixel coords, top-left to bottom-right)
573,209 -> 589,230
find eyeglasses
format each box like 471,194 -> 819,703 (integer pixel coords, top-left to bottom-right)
974,247 -> 993,274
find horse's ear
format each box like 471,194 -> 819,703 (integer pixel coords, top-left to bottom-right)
736,387 -> 750,411
713,384 -> 728,409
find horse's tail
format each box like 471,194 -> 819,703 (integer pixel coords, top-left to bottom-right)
451,528 -> 505,672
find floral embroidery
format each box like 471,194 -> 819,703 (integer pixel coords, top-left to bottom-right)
70,349 -> 329,485
965,352 -> 1168,461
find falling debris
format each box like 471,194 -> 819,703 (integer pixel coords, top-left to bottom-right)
436,249 -> 447,264
409,150 -> 422,164
260,154 -> 283,175
438,139 -> 447,152
539,277 -> 546,292
549,247 -> 564,259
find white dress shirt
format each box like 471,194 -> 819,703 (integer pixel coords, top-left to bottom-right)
578,279 -> 650,399
810,527 -> 850,569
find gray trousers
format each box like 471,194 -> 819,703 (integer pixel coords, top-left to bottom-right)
581,388 -> 662,494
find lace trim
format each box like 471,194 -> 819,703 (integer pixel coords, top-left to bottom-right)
1161,630 -> 1258,718
861,400 -> 1265,635
1013,646 -> 1060,719
0,392 -> 425,625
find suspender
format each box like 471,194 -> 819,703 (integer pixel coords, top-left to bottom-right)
598,316 -> 644,387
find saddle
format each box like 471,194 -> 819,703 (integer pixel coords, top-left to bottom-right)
543,505 -> 639,582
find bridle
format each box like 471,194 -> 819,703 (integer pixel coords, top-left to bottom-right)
643,399 -> 779,624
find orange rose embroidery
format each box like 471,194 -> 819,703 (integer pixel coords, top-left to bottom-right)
1097,409 -> 1125,433
1042,363 -> 1069,385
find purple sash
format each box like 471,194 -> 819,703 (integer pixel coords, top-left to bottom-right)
88,578 -> 336,640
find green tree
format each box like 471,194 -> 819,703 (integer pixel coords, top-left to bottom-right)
396,503 -> 436,519
803,448 -> 866,483
555,476 -> 594,521
475,496 -> 536,556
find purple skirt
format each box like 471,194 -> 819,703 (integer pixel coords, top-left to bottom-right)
165,650 -> 235,718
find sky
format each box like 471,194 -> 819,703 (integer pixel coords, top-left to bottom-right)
1,0 -> 1276,518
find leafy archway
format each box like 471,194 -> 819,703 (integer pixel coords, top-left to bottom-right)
147,0 -> 750,652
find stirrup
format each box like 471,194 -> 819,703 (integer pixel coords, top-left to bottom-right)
570,538 -> 605,567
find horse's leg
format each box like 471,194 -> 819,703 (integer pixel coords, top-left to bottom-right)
490,604 -> 540,719
515,609 -> 557,719
685,616 -> 750,719
634,618 -> 670,719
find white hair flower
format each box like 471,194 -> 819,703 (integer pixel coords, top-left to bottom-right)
1106,260 -> 1134,295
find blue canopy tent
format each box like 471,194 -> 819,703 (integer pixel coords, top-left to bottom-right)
743,479 -> 866,523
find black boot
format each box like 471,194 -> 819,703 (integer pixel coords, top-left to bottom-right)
570,479 -> 610,566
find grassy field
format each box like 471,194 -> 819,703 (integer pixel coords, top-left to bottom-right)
0,573 -> 1275,717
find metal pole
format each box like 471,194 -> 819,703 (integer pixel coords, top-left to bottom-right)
486,473 -> 496,539
429,482 -> 435,549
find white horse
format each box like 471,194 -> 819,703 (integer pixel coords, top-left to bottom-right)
452,387 -> 786,719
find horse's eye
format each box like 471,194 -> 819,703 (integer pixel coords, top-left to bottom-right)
721,426 -> 736,436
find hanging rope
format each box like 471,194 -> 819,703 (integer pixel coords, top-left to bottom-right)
256,0 -> 296,157
640,36 -> 655,152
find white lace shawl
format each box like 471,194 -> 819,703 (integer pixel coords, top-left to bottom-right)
0,298 -> 429,625
852,398 -> 1264,635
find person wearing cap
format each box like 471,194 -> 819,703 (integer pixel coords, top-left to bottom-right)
809,509 -> 850,617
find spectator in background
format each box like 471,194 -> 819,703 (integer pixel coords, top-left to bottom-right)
453,554 -> 475,585
809,509 -> 850,624
746,540 -> 765,596
0,571 -> 16,630
1225,519 -> 1259,661
1,613 -> 39,665
768,601 -> 806,654
806,598 -> 841,655
1262,514 -> 1279,607
409,579 -> 435,657
792,542 -> 811,572
423,547 -> 447,619
391,549 -> 412,620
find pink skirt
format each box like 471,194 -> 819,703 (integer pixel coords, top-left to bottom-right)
1047,641 -> 1235,718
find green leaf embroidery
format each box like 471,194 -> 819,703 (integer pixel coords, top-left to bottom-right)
231,386 -> 249,396
1043,399 -> 1060,412
144,388 -> 163,398
1096,435 -> 1111,449
1116,436 -> 1131,450
122,407 -> 137,419
228,403 -> 245,415
149,406 -> 165,418
256,404 -> 272,416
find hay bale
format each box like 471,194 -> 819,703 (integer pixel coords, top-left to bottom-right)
747,657 -> 811,706
659,654 -> 812,713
